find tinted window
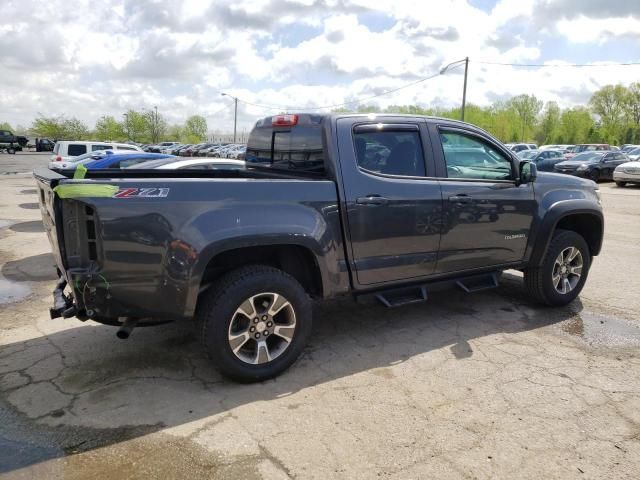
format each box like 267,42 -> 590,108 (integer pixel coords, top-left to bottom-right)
117,146 -> 137,151
92,145 -> 113,151
67,144 -> 87,156
246,123 -> 325,174
440,132 -> 512,181
353,130 -> 425,177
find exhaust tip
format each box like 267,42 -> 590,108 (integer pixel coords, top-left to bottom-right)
116,318 -> 139,340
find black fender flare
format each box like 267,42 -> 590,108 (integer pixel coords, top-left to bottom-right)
527,200 -> 603,268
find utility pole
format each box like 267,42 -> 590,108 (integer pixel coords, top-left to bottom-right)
154,105 -> 158,143
461,57 -> 469,122
440,57 -> 469,122
221,93 -> 238,143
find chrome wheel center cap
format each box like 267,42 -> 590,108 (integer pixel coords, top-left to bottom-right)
256,321 -> 267,333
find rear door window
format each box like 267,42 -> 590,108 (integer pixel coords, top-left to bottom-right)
67,144 -> 87,156
92,145 -> 112,151
353,129 -> 426,177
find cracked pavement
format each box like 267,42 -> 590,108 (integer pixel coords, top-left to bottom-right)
1,153 -> 639,479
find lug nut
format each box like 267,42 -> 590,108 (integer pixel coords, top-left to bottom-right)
262,315 -> 268,321
254,318 -> 259,323
255,333 -> 260,339
250,327 -> 256,332
264,331 -> 269,336
267,321 -> 273,327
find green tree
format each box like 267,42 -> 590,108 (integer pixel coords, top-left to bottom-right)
123,110 -> 149,142
145,109 -> 167,144
537,101 -> 561,144
507,94 -> 543,141
557,107 -> 594,144
589,84 -> 628,143
94,115 -> 126,141
0,122 -> 13,132
183,115 -> 207,143
31,116 -> 67,139
62,118 -> 90,139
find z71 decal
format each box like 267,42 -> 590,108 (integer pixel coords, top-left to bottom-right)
113,187 -> 170,198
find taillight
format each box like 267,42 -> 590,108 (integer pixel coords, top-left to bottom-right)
272,114 -> 298,126
55,156 -> 62,161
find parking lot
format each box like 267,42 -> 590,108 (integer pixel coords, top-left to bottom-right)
1,152 -> 640,479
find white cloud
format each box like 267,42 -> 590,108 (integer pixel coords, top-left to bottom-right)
0,0 -> 638,132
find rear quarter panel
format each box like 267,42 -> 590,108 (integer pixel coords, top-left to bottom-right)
62,177 -> 347,319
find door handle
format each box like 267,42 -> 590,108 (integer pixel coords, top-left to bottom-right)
448,195 -> 473,204
356,195 -> 389,206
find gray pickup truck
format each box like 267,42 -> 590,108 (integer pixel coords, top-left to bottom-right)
35,113 -> 603,381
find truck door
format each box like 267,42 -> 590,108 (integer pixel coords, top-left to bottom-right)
336,118 -> 443,286
429,125 -> 535,273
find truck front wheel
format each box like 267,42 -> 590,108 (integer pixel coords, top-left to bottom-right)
196,265 -> 312,382
523,229 -> 591,306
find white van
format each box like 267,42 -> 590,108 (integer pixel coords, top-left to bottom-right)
51,141 -> 142,161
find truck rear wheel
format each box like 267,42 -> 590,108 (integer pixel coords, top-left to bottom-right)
523,229 -> 590,306
196,265 -> 312,382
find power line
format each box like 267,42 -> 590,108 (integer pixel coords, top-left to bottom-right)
229,63 -> 464,112
475,60 -> 640,67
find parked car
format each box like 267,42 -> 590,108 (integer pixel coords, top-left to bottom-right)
0,129 -> 21,153
625,147 -> 640,161
51,141 -> 142,161
518,149 -> 566,172
83,153 -> 176,169
540,144 -> 574,151
554,151 -> 629,181
146,142 -> 180,153
564,144 -> 610,160
48,150 -> 150,170
505,143 -> 537,153
620,144 -> 640,153
37,112 -> 603,382
613,159 -> 640,187
127,158 -> 246,170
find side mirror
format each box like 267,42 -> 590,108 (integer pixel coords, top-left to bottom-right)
518,160 -> 537,185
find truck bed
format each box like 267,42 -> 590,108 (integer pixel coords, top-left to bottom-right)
34,167 -> 348,322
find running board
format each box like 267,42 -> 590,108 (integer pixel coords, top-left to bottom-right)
375,285 -> 428,308
455,272 -> 499,293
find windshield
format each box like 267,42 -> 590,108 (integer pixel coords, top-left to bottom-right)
629,147 -> 640,156
519,150 -> 538,159
572,152 -> 603,163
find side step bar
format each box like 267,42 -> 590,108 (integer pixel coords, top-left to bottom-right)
456,272 -> 500,293
361,271 -> 501,308
375,285 -> 428,308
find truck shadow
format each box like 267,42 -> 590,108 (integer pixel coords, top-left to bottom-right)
0,272 -> 580,473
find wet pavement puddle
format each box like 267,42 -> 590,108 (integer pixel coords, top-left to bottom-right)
562,311 -> 640,348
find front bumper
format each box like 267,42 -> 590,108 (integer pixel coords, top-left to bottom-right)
613,171 -> 640,183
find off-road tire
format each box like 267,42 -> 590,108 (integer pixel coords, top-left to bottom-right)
195,265 -> 312,382
615,181 -> 626,187
523,229 -> 590,306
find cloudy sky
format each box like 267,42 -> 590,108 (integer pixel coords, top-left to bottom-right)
1,0 -> 639,133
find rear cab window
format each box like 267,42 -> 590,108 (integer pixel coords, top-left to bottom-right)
246,114 -> 325,175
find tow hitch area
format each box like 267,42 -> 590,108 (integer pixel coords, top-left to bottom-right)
50,275 -> 77,319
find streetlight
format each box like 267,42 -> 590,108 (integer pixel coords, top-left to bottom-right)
221,92 -> 238,143
440,57 -> 469,122
122,113 -> 129,141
